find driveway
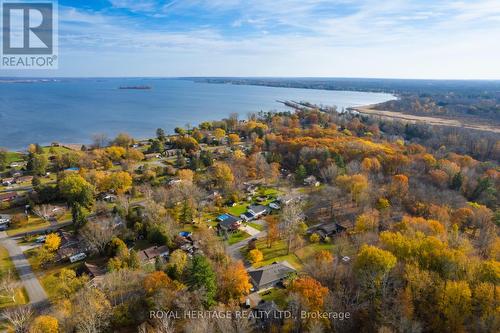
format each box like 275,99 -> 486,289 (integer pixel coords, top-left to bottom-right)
227,229 -> 267,267
240,224 -> 261,237
0,231 -> 48,307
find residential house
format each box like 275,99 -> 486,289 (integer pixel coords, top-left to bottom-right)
56,231 -> 88,262
15,176 -> 33,184
138,245 -> 169,263
307,222 -> 346,240
80,262 -> 107,286
247,261 -> 296,291
216,214 -> 242,232
1,178 -> 15,186
0,192 -> 18,203
241,205 -> 269,222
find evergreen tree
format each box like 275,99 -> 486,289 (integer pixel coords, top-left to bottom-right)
187,255 -> 217,307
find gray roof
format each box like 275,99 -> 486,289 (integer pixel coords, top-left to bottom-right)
248,205 -> 268,215
248,261 -> 296,288
218,214 -> 242,229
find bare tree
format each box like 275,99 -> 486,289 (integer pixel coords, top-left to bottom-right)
73,287 -> 112,333
279,201 -> 304,254
92,133 -> 109,149
184,318 -> 214,333
0,270 -> 20,303
3,305 -> 33,333
319,163 -> 339,184
80,218 -> 115,255
155,316 -> 175,333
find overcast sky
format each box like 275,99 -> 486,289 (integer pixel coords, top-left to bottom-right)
3,0 -> 500,79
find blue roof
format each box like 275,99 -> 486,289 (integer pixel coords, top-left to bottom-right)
217,214 -> 231,222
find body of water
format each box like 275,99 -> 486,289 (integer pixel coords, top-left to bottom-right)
0,78 -> 394,150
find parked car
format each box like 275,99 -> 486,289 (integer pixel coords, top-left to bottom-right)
269,201 -> 281,210
69,253 -> 87,263
35,235 -> 47,243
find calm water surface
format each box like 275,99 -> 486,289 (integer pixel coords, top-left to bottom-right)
0,78 -> 394,150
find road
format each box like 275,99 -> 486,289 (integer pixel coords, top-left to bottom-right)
0,231 -> 48,307
226,224 -> 266,267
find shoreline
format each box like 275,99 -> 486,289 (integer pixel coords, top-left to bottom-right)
352,104 -> 500,134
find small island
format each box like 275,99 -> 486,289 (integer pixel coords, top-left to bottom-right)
118,86 -> 152,90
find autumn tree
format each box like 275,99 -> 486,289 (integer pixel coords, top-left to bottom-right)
144,271 -> 173,294
289,276 -> 329,311
354,245 -> 396,296
112,132 -> 133,147
178,169 -> 194,183
248,249 -> 263,264
354,210 -> 380,233
218,261 -> 252,302
213,128 -> 226,142
59,173 -> 95,228
168,249 -> 189,278
266,215 -> 280,248
29,315 -> 59,333
44,233 -> 61,252
228,134 -> 240,145
437,280 -> 472,332
211,161 -> 234,190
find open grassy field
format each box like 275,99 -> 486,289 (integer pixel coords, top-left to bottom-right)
246,239 -> 335,270
4,152 -> 24,164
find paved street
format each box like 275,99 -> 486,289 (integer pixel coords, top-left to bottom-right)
226,223 -> 267,267
0,231 -> 48,307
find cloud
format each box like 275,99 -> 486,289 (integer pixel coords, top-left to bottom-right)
5,0 -> 500,78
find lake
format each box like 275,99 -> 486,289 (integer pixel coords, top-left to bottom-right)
0,78 -> 394,150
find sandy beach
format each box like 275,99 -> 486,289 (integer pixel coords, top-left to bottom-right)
352,105 -> 500,134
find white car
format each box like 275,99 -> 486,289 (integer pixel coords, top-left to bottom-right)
35,235 -> 47,243
269,202 -> 281,210
70,253 -> 87,263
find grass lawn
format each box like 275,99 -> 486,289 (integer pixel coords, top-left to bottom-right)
247,222 -> 265,231
246,239 -> 335,270
227,230 -> 251,245
226,202 -> 248,216
0,246 -> 29,309
6,217 -> 51,237
294,243 -> 335,262
5,152 -> 24,164
248,239 -> 302,269
42,146 -> 71,155
259,287 -> 288,309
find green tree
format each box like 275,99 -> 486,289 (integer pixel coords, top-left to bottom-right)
28,153 -> 48,176
295,164 -> 307,182
59,173 -> 95,209
187,255 -> 217,307
0,148 -> 7,171
156,128 -> 166,141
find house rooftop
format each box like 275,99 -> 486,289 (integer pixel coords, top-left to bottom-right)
248,205 -> 268,215
248,261 -> 296,289
138,245 -> 169,262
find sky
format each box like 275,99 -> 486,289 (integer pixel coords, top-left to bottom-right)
2,0 -> 500,79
